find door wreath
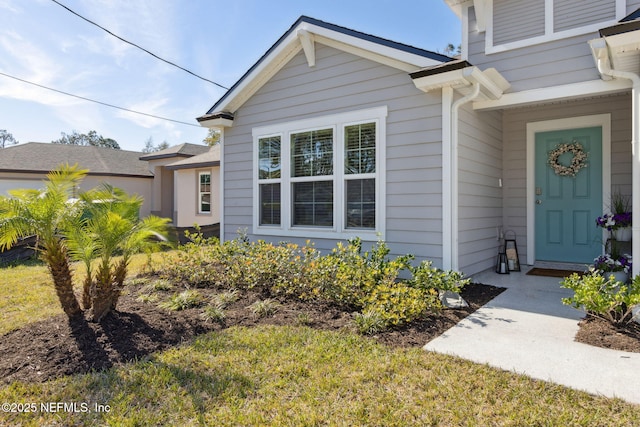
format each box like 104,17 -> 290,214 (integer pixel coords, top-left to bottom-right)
547,142 -> 588,177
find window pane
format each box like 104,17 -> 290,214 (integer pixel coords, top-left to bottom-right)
200,173 -> 211,192
260,183 -> 281,225
346,179 -> 375,229
291,129 -> 333,177
201,194 -> 211,213
258,136 -> 281,179
345,122 -> 376,174
292,181 -> 333,226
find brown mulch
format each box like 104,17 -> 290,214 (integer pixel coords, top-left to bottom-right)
0,282 -> 504,385
575,316 -> 640,353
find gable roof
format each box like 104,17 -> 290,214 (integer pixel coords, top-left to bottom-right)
138,143 -> 210,161
166,145 -> 220,170
0,143 -> 153,178
198,16 -> 453,125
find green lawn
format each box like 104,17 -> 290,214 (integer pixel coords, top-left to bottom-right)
1,255 -> 639,426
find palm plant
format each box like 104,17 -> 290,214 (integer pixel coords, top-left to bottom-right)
0,164 -> 87,318
70,184 -> 170,321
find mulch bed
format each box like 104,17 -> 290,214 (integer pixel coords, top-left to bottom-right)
2,280 -> 638,386
575,316 -> 640,353
0,282 -> 504,385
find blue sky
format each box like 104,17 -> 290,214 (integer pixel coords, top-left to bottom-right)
0,0 -> 460,152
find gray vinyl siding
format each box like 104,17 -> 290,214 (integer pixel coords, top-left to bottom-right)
493,0 -> 545,45
468,1 -> 640,92
222,44 -> 445,264
468,7 -> 600,92
501,94 -> 631,263
457,104 -> 503,275
554,0 -> 616,32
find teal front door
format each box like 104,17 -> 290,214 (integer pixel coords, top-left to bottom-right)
534,127 -> 602,263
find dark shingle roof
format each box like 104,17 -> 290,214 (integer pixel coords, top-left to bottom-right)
138,143 -> 210,160
0,143 -> 153,177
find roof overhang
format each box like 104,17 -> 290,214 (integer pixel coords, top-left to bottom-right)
198,16 -> 452,127
410,60 -> 510,101
590,14 -> 640,81
196,112 -> 235,129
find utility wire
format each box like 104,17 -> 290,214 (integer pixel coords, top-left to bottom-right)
0,71 -> 202,128
50,0 -> 229,90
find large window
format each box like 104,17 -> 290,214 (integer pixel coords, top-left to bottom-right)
199,171 -> 211,214
253,106 -> 386,239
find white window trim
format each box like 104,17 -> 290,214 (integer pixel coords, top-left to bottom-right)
198,171 -> 212,215
252,106 -> 387,241
482,0 -> 626,55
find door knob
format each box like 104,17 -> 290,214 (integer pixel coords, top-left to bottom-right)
536,199 -> 542,205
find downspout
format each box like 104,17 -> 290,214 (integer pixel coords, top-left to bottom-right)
445,82 -> 481,271
596,57 -> 640,277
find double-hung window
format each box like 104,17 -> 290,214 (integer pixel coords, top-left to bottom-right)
199,171 -> 211,214
253,106 -> 386,240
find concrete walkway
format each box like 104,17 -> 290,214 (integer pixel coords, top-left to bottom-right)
424,267 -> 640,404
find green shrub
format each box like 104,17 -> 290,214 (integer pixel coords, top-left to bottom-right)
211,290 -> 240,308
248,299 -> 282,318
410,260 -> 470,294
353,310 -> 386,335
561,269 -> 640,324
201,304 -> 226,323
159,290 -> 204,311
159,233 -> 472,334
362,280 -> 437,328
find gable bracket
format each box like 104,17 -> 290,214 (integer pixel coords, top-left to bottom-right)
297,29 -> 316,67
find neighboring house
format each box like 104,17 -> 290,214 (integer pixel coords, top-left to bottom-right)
0,142 -> 154,216
139,143 -> 210,218
0,142 -> 221,238
197,1 -> 640,277
165,145 -> 221,230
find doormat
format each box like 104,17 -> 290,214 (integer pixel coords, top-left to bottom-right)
526,268 -> 585,278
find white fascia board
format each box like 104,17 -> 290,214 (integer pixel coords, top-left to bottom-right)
473,79 -> 632,110
302,22 -> 444,71
214,21 -> 444,113
413,66 -> 509,100
412,69 -> 471,92
198,117 -> 234,129
216,32 -> 302,113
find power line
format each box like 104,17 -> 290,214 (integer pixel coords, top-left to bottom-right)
0,71 -> 202,128
50,0 -> 229,90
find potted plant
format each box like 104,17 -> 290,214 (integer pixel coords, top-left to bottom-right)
596,191 -> 632,241
592,253 -> 632,284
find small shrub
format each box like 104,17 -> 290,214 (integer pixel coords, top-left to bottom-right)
211,290 -> 240,308
159,290 -> 204,311
136,293 -> 159,304
201,304 -> 226,323
561,269 -> 640,324
248,299 -> 282,318
410,260 -> 470,294
149,279 -> 173,292
353,311 -> 386,335
295,312 -> 312,326
362,280 -> 436,328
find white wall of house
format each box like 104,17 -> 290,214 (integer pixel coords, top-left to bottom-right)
222,43 -> 446,265
173,167 -> 220,228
